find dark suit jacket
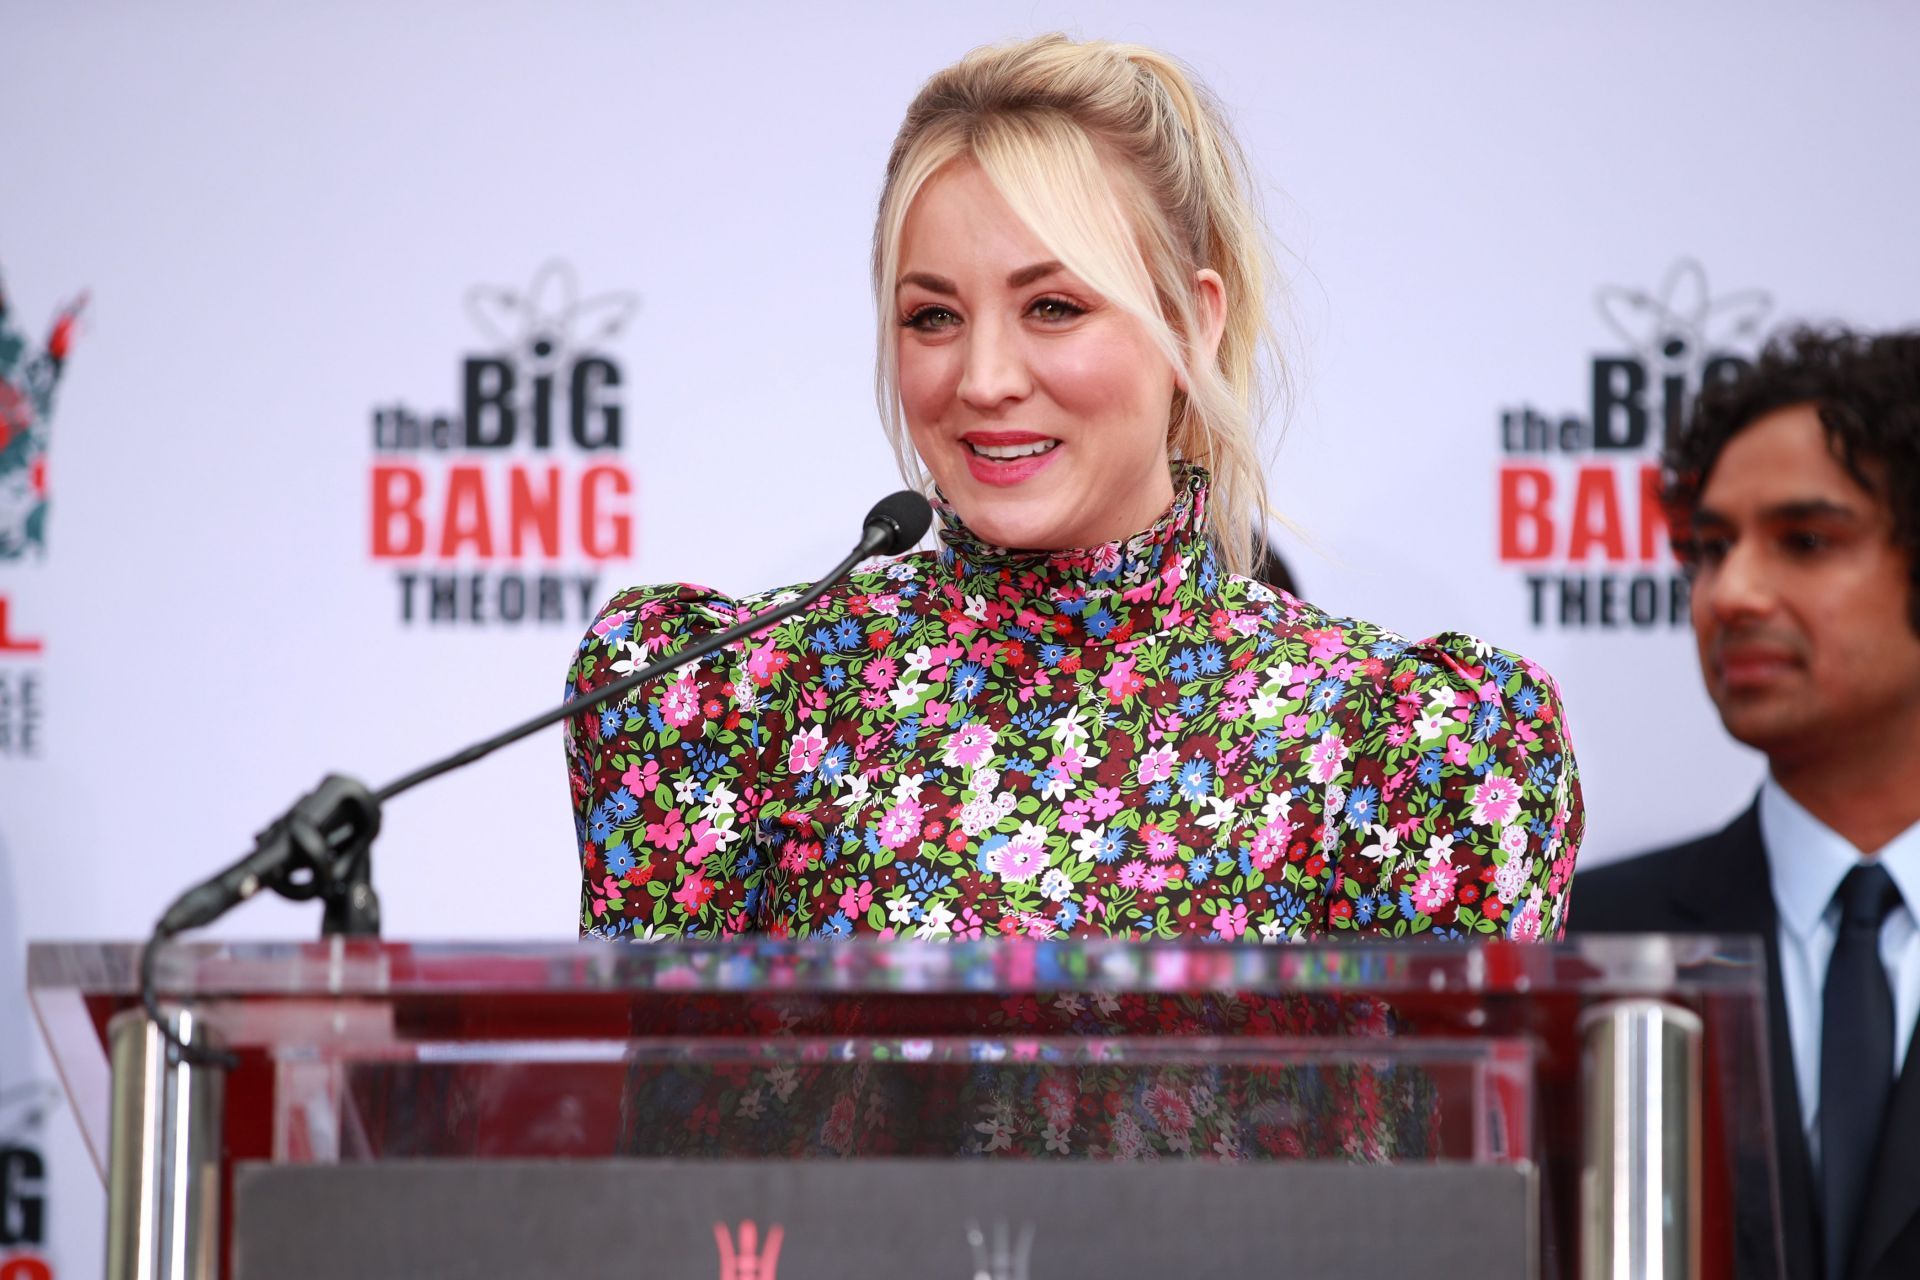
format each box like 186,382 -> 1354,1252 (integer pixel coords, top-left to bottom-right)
1571,801 -> 1920,1280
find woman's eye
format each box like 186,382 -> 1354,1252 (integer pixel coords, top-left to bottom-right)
1029,295 -> 1087,322
903,305 -> 959,332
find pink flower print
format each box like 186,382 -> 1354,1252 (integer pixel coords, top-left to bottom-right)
1250,819 -> 1292,869
877,799 -> 924,849
1307,733 -> 1349,785
923,699 -> 952,728
1099,656 -> 1145,703
1138,745 -> 1177,785
1141,865 -> 1172,893
1470,771 -> 1522,827
687,819 -> 727,862
861,656 -> 899,690
672,871 -> 713,913
1213,902 -> 1249,940
956,906 -> 986,941
1144,1084 -> 1195,1136
621,758 -> 660,794
1411,861 -> 1459,915
1089,786 -> 1124,820
660,673 -> 700,727
1494,855 -> 1533,903
646,809 -> 687,854
839,881 -> 873,918
1053,743 -> 1094,777
591,610 -> 634,641
745,641 -> 781,684
1510,892 -> 1545,942
1226,670 -> 1258,697
942,722 -> 999,769
1118,860 -> 1146,888
1142,826 -> 1180,862
1445,734 -> 1472,767
989,825 -> 1049,883
1305,629 -> 1347,662
787,726 -> 827,774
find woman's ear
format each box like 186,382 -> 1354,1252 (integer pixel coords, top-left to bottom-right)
1175,268 -> 1228,392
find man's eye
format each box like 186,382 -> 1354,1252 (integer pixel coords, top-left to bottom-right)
903,306 -> 959,331
1674,536 -> 1729,570
1782,530 -> 1829,555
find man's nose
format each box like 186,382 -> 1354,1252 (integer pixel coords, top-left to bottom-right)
1702,537 -> 1776,624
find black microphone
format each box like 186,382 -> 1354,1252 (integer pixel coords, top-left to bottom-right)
862,489 -> 933,555
150,490 -> 933,942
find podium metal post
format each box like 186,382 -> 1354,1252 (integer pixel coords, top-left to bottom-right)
1580,998 -> 1704,1280
105,1007 -> 224,1280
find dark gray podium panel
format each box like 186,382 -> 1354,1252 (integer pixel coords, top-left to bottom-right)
234,1159 -> 1535,1279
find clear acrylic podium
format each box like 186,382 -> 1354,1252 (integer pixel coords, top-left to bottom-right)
28,937 -> 1783,1279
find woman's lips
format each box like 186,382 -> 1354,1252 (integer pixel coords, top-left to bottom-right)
961,432 -> 1061,487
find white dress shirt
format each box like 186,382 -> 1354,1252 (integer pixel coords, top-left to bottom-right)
1760,777 -> 1920,1167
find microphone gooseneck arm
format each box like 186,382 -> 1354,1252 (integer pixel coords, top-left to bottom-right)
140,492 -> 932,1067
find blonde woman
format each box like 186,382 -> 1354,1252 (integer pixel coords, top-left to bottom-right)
566,34 -> 1582,946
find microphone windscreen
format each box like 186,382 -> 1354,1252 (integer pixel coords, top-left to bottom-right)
864,490 -> 933,555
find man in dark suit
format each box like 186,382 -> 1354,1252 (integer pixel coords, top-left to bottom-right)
1573,328 -> 1920,1280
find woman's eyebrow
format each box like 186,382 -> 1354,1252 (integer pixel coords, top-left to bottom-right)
897,271 -> 956,295
1007,260 -> 1064,288
896,262 -> 1067,294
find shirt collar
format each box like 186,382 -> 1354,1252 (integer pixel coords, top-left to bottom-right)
927,462 -> 1221,643
1761,775 -> 1920,936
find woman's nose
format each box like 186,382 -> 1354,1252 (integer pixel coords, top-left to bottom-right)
956,319 -> 1031,412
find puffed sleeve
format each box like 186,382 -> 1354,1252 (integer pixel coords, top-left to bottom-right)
1325,633 -> 1582,941
564,583 -> 770,939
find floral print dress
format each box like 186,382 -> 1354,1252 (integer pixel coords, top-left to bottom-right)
564,465 -> 1583,945
563,464 -> 1582,1164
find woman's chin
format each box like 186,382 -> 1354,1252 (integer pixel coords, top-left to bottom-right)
952,498 -> 1090,554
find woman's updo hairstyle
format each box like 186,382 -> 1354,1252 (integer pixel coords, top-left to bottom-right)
874,33 -> 1281,575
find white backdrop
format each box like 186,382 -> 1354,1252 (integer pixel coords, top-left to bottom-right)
4,1 -> 1919,1272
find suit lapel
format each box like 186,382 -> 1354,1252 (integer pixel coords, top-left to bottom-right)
1851,993 -> 1920,1275
1668,801 -> 1821,1280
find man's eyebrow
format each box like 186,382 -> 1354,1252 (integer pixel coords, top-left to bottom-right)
1690,498 -> 1865,528
1762,498 -> 1865,523
897,271 -> 955,295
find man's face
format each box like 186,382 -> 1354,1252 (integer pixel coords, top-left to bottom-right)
1685,403 -> 1920,765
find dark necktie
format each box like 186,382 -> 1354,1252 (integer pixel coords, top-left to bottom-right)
1820,862 -> 1902,1280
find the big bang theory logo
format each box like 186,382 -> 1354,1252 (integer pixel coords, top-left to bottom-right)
0,265 -> 84,763
369,261 -> 639,626
1496,260 -> 1771,630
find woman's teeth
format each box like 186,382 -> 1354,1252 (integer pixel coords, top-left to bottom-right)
967,440 -> 1059,460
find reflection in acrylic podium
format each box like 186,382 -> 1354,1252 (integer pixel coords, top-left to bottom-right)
27,937 -> 1776,1279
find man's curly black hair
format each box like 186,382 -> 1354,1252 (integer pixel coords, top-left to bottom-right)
1664,325 -> 1920,632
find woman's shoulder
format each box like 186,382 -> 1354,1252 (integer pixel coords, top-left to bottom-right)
735,550 -> 943,608
578,551 -> 944,658
1225,574 -> 1571,728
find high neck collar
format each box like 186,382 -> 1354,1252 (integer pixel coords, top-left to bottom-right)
929,463 -> 1221,644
